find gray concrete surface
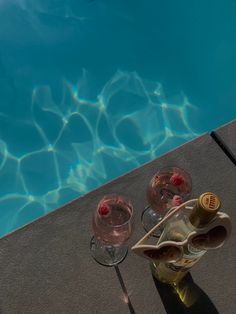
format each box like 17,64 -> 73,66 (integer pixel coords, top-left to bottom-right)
0,129 -> 236,314
213,119 -> 236,163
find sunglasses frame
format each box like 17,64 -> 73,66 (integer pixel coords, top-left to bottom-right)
132,199 -> 231,262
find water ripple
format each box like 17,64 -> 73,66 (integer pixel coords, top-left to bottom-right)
0,70 -> 199,236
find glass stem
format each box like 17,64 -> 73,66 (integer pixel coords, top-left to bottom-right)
106,245 -> 116,260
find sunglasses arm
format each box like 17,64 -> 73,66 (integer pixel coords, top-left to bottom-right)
132,199 -> 198,251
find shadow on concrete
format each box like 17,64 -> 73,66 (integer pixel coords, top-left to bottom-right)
114,265 -> 136,314
152,272 -> 219,314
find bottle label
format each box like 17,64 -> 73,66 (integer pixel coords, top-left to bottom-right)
152,261 -> 188,284
168,255 -> 201,272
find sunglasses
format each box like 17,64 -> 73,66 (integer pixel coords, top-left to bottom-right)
132,199 -> 231,263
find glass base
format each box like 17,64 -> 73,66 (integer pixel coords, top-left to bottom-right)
141,205 -> 163,237
90,236 -> 128,266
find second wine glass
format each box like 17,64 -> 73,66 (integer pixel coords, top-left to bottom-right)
141,166 -> 192,236
90,194 -> 134,266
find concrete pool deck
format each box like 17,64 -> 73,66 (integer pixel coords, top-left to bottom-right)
0,120 -> 235,314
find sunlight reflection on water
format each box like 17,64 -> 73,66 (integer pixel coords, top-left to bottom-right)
0,69 -> 199,236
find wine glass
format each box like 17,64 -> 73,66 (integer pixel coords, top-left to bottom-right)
90,194 -> 134,266
141,166 -> 192,236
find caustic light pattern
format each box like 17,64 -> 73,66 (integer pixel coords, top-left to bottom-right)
0,70 -> 199,236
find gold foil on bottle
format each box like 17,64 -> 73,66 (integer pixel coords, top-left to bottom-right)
190,192 -> 221,228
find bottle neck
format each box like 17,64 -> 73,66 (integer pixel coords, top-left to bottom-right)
189,198 -> 219,228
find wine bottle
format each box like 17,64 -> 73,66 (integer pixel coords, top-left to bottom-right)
151,192 -> 222,284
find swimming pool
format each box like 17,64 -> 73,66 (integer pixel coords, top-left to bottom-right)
0,0 -> 236,237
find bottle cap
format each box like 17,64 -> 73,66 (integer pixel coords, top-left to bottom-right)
198,192 -> 221,212
190,192 -> 221,227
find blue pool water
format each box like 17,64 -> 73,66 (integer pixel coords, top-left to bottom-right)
0,0 -> 236,237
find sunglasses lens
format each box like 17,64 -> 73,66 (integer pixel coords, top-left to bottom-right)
191,234 -> 208,249
192,226 -> 227,249
144,245 -> 182,262
207,226 -> 227,248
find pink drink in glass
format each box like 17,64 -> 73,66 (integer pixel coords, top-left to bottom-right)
147,167 -> 192,213
93,196 -> 133,247
142,166 -> 192,234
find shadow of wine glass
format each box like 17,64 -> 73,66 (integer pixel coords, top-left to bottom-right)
114,265 -> 136,314
152,272 -> 219,314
